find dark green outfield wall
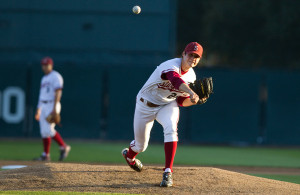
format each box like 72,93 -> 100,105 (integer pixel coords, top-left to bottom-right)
0,1 -> 299,145
0,0 -> 176,67
0,65 -> 299,145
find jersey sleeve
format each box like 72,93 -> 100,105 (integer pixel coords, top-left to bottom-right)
164,71 -> 185,90
177,96 -> 190,107
161,67 -> 179,78
53,73 -> 64,90
159,61 -> 180,79
159,61 -> 184,89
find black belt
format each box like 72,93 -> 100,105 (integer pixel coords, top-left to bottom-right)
41,100 -> 53,103
140,98 -> 160,108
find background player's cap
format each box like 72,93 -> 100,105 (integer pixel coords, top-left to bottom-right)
184,42 -> 203,57
41,57 -> 53,66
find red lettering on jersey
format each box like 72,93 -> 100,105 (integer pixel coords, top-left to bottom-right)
157,82 -> 181,93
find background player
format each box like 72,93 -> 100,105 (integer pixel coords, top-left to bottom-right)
122,42 -> 207,187
34,57 -> 71,161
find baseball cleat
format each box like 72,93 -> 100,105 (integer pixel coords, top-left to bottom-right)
33,155 -> 50,161
59,145 -> 71,161
122,148 -> 143,172
160,172 -> 173,187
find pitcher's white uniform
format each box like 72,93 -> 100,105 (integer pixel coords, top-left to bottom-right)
37,70 -> 63,138
131,58 -> 196,153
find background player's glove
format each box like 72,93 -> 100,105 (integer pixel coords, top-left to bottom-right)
189,77 -> 214,104
46,113 -> 61,125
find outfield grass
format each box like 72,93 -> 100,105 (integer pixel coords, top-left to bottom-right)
249,174 -> 300,184
0,140 -> 299,168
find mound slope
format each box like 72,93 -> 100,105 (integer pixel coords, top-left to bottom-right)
0,163 -> 299,194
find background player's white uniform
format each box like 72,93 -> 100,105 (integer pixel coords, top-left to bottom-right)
131,58 -> 196,153
37,71 -> 63,138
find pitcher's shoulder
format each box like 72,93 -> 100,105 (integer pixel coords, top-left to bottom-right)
158,58 -> 181,72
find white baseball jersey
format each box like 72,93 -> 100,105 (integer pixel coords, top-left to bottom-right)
138,58 -> 196,105
37,70 -> 63,138
37,70 -> 63,108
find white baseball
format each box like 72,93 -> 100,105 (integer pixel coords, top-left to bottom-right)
132,6 -> 141,14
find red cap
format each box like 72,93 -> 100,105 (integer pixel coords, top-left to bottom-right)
184,42 -> 203,57
41,57 -> 53,66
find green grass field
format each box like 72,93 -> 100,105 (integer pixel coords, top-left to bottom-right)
0,140 -> 300,185
250,174 -> 300,184
0,140 -> 299,167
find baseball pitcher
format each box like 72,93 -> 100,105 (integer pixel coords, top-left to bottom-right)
34,57 -> 71,161
122,42 -> 213,187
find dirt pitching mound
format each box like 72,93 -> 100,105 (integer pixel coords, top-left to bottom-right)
0,163 -> 299,194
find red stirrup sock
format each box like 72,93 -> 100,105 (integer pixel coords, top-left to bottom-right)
164,141 -> 178,172
42,137 -> 51,156
52,132 -> 66,148
127,147 -> 138,160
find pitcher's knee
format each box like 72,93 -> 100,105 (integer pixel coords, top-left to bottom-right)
130,140 -> 148,153
164,130 -> 178,142
163,124 -> 178,141
164,132 -> 178,142
132,146 -> 147,153
135,144 -> 148,153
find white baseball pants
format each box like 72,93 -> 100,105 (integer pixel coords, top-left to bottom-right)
130,96 -> 179,153
39,102 -> 61,138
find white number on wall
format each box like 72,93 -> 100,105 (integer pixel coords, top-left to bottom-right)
1,87 -> 25,123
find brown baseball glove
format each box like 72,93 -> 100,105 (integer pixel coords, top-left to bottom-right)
46,113 -> 61,125
189,77 -> 214,105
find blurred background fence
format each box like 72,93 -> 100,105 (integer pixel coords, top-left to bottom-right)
0,0 -> 299,145
1,65 -> 299,145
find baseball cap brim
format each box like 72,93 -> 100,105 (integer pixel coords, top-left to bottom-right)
186,50 -> 201,57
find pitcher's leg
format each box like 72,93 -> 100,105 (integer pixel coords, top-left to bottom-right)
130,103 -> 156,154
126,116 -> 154,162
123,102 -> 156,172
156,101 -> 179,143
156,101 -> 180,173
164,141 -> 177,172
